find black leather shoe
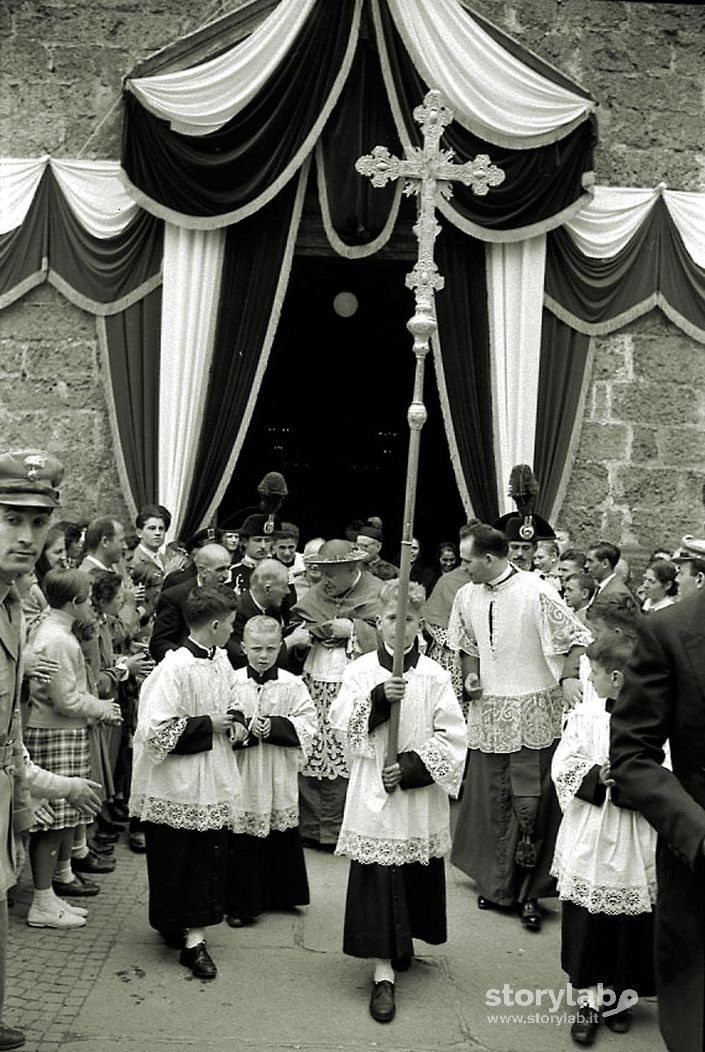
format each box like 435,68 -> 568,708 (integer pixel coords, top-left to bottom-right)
179,941 -> 217,980
477,896 -> 502,910
0,1023 -> 25,1050
87,837 -> 114,856
53,873 -> 100,897
369,980 -> 395,1023
520,899 -> 542,932
72,851 -> 116,874
571,1006 -> 600,1045
108,800 -> 130,823
128,831 -> 147,853
93,829 -> 119,845
96,814 -> 125,835
225,915 -> 255,928
603,1007 -> 631,1033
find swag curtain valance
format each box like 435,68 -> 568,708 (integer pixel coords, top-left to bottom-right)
1,0 -> 704,535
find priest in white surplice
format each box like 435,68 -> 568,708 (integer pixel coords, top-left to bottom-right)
448,523 -> 590,933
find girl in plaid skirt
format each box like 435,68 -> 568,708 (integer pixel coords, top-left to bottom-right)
24,570 -> 120,929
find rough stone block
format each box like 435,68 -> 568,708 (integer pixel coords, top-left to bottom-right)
591,335 -> 632,382
24,341 -> 97,378
616,466 -> 683,507
562,458 -> 610,510
631,426 -> 660,463
633,336 -> 705,384
612,382 -> 701,427
580,422 -> 630,462
589,381 -> 611,422
658,428 -> 705,467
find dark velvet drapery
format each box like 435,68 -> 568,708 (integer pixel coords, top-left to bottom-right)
178,177 -> 301,541
435,223 -> 498,523
102,286 -> 162,512
533,309 -> 591,519
376,1 -> 596,236
121,0 -> 358,223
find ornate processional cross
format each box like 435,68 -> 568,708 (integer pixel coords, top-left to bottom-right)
355,89 -> 505,774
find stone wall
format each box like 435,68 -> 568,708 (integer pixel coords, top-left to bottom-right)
1,0 -> 704,545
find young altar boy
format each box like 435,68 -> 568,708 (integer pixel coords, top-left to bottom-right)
551,634 -> 657,1046
329,580 -> 466,1024
225,616 -> 316,926
130,585 -> 246,981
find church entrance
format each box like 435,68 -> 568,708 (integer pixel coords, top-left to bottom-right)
219,254 -> 465,561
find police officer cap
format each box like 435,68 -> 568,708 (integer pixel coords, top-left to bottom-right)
673,535 -> 705,561
0,449 -> 63,508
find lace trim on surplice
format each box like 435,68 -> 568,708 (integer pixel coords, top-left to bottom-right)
335,829 -> 450,866
553,757 -> 596,812
554,873 -> 657,916
301,678 -> 348,779
146,717 -> 188,763
130,794 -> 234,831
231,806 -> 299,837
467,686 -> 564,753
416,738 -> 463,798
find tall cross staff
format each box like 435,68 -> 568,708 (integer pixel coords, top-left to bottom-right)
355,89 -> 505,783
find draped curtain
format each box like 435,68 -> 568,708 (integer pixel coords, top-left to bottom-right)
1,1 -> 704,535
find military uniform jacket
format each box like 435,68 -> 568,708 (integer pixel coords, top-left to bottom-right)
0,588 -> 31,895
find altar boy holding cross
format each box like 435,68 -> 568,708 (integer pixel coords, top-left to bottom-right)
329,580 -> 466,1024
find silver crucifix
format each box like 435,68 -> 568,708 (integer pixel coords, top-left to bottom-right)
354,89 -> 505,770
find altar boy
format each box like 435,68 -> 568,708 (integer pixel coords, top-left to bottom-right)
329,581 -> 466,1024
225,616 -> 316,926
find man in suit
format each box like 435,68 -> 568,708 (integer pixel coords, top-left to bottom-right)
585,542 -> 636,602
150,543 -> 232,663
610,544 -> 705,1052
228,559 -> 310,671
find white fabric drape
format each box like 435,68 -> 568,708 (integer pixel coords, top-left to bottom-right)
565,185 -> 705,267
0,157 -> 48,233
386,0 -> 594,149
158,224 -> 225,535
488,236 -> 547,516
51,159 -> 139,237
128,0 -> 317,135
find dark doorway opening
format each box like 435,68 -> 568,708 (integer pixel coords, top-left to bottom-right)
219,254 -> 465,561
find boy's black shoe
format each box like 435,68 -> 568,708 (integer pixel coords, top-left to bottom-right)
128,831 -> 147,853
225,915 -> 255,928
0,1023 -> 25,1050
571,1006 -> 600,1045
108,801 -> 130,823
53,873 -> 100,897
179,942 -> 217,980
72,851 -> 115,874
603,1007 -> 631,1033
369,980 -> 395,1023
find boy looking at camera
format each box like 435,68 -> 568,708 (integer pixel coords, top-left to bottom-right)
329,581 -> 466,1024
225,616 -> 315,927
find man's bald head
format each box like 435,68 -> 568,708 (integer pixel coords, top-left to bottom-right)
193,543 -> 232,586
251,558 -> 290,609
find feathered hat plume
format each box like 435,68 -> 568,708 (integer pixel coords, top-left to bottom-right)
508,464 -> 539,515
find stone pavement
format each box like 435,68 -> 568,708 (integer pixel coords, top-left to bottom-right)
6,815 -> 665,1052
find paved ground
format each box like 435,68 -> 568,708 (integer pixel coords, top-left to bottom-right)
6,808 -> 666,1052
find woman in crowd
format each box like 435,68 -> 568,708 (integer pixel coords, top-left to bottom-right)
24,570 -> 122,928
641,559 -> 678,613
435,542 -> 459,577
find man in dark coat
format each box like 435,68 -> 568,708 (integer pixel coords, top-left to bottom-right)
150,544 -> 232,663
610,579 -> 705,1052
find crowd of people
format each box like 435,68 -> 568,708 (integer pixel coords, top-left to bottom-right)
0,454 -> 704,1052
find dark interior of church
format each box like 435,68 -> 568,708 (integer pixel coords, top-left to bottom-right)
220,253 -> 465,558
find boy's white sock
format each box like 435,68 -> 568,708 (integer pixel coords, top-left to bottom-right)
31,888 -> 55,912
54,861 -> 74,884
577,986 -> 599,1010
373,959 -> 395,984
185,927 -> 206,949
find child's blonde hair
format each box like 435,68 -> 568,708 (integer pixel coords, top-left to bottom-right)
379,579 -> 426,614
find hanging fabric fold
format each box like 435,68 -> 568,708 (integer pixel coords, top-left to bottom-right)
545,197 -> 705,342
120,0 -> 362,228
157,225 -> 226,535
372,0 -> 596,243
98,286 -> 163,518
0,170 -> 50,309
128,0 -> 318,135
533,313 -> 593,524
386,0 -> 595,148
434,222 -> 498,523
178,162 -> 308,541
487,237 -> 547,517
316,31 -> 403,257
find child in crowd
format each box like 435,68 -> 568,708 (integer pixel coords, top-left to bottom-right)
225,616 -> 316,927
130,585 -> 246,980
329,581 -> 466,1024
552,633 -> 657,1047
